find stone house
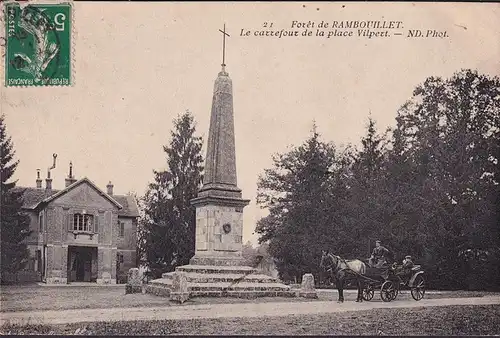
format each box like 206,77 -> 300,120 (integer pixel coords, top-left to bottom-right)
14,163 -> 139,284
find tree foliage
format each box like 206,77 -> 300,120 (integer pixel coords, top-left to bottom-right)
141,112 -> 204,278
242,241 -> 279,278
256,125 -> 353,281
256,70 -> 500,290
387,69 -> 500,289
0,114 -> 31,280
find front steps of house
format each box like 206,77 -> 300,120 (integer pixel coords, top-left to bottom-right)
145,264 -> 296,298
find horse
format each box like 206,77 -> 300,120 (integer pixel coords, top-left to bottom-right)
319,250 -> 366,303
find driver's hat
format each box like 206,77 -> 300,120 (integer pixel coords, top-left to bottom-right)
405,255 -> 412,259
375,240 -> 381,244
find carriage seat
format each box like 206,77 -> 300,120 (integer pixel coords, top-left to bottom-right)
366,267 -> 381,276
365,266 -> 390,279
411,265 -> 421,271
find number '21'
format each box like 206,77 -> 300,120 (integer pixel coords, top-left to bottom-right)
263,22 -> 274,28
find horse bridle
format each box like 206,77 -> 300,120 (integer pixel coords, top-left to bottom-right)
322,253 -> 341,274
323,253 -> 352,275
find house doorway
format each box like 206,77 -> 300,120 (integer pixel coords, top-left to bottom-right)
67,246 -> 97,283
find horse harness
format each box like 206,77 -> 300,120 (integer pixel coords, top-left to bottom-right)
325,253 -> 358,277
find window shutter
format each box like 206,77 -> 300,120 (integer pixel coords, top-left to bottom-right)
94,214 -> 99,233
67,213 -> 73,231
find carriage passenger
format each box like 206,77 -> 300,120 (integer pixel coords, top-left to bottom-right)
403,255 -> 414,269
401,255 -> 414,277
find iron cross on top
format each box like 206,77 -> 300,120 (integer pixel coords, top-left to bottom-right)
219,24 -> 230,67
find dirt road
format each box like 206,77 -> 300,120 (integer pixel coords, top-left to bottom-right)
2,295 -> 499,326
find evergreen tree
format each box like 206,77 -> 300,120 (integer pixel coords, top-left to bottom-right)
0,114 -> 31,281
142,111 -> 204,277
352,117 -> 387,181
256,125 -> 351,282
347,117 -> 390,257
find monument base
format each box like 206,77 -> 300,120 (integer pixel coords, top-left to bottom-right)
189,254 -> 245,267
145,259 -> 296,299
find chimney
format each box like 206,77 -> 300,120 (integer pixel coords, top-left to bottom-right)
46,169 -> 53,191
36,169 -> 42,189
46,153 -> 57,191
65,161 -> 77,187
107,181 -> 114,195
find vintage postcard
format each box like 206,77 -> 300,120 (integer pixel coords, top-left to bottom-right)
1,1 -> 499,336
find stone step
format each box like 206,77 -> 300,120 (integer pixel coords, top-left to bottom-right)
175,265 -> 258,275
189,282 -> 291,292
161,272 -> 278,284
190,289 -> 297,298
146,280 -> 297,299
146,282 -> 297,299
146,278 -> 172,286
144,283 -> 170,298
146,263 -> 296,299
149,278 -> 291,291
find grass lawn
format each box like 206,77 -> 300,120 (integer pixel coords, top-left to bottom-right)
0,284 -> 313,312
0,284 -> 495,312
1,305 -> 499,335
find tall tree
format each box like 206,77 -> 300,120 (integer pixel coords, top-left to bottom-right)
0,114 -> 31,281
352,117 -> 387,182
347,117 -> 390,257
256,125 -> 351,282
128,191 -> 147,267
142,111 -> 204,277
389,69 -> 500,289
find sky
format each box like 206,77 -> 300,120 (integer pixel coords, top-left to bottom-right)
2,2 -> 499,246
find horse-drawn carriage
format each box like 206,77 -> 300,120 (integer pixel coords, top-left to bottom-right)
361,263 -> 425,302
320,250 -> 426,303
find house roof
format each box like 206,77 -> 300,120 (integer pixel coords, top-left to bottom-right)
14,177 -> 140,218
14,187 -> 60,209
41,177 -> 123,209
113,195 -> 140,218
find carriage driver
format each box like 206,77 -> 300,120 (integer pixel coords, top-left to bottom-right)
369,240 -> 390,268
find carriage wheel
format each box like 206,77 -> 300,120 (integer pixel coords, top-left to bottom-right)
362,285 -> 374,301
411,275 -> 425,301
391,282 -> 399,300
380,281 -> 396,302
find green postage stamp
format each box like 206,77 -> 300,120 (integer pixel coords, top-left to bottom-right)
4,1 -> 72,86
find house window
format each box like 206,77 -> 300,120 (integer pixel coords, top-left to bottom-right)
28,257 -> 35,271
73,213 -> 94,232
119,222 -> 125,237
36,250 -> 42,272
38,211 -> 44,232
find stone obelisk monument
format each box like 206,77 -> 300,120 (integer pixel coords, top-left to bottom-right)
146,25 -> 294,298
189,24 -> 250,267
